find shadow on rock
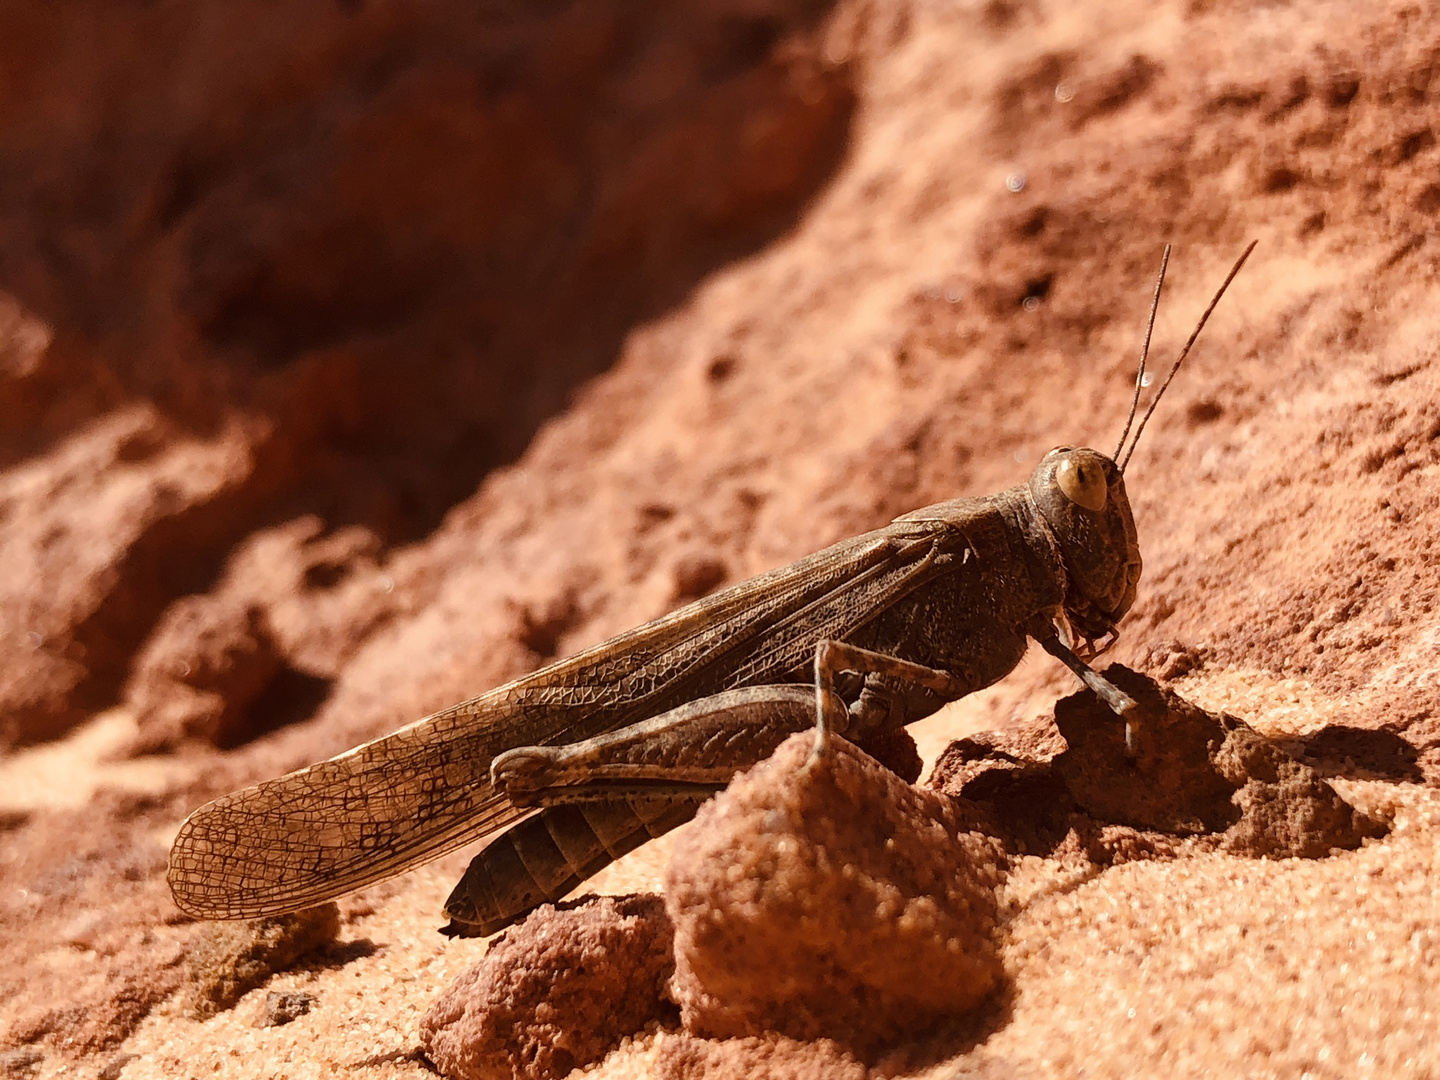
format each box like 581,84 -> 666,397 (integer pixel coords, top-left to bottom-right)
1282,724 -> 1424,783
931,666 -> 1391,863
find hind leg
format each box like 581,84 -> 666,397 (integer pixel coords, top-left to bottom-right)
445,684 -> 843,937
491,683 -> 839,804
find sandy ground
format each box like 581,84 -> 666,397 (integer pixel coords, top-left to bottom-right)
4,0 -> 1440,1076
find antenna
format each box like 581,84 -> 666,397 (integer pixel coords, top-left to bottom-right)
1113,244 -> 1171,460
1119,239 -> 1258,472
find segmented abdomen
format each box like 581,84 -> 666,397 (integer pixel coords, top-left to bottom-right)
439,797 -> 704,936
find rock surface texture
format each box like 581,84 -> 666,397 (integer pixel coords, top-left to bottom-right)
666,733 -> 1006,1057
185,904 -> 341,1019
419,895 -> 675,1080
423,678 -> 1381,1075
933,668 -> 1389,863
4,0 -> 1440,1076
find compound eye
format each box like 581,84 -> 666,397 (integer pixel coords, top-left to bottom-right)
1056,455 -> 1107,511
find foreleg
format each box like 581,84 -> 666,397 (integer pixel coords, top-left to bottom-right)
1030,624 -> 1139,755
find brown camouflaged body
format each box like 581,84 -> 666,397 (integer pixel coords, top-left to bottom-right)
170,450 -> 1140,936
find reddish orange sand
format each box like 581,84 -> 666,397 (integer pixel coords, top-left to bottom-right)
3,0 -> 1440,1076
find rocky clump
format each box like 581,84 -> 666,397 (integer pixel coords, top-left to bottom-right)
932,667 -> 1389,861
421,733 -> 1003,1076
419,894 -> 675,1080
123,518 -> 398,753
259,990 -> 316,1028
186,903 -> 340,1018
648,1031 -> 869,1080
124,597 -> 285,752
664,732 -> 1007,1058
419,673 -> 1390,1076
1213,725 -> 1392,859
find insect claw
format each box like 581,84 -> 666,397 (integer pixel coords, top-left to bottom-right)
806,727 -> 831,768
809,689 -> 837,766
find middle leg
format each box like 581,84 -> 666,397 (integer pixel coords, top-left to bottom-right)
810,639 -> 969,757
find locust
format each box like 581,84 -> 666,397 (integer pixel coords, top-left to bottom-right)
168,242 -> 1255,937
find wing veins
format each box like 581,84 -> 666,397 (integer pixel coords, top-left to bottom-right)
169,525 -> 951,917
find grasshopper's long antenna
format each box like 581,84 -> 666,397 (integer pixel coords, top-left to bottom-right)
1113,244 -> 1171,460
1119,239 -> 1258,472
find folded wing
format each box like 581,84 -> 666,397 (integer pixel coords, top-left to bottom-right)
168,524 -> 955,918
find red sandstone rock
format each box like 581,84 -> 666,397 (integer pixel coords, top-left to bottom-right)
1056,667 -> 1388,856
124,596 -> 283,751
1214,725 -> 1391,859
1051,667 -> 1244,835
4,0 -> 1440,1072
185,903 -> 341,1019
123,517 -> 399,751
419,894 -> 675,1080
650,1032 -> 868,1080
0,404 -> 256,746
934,669 -> 1388,861
665,732 -> 1006,1057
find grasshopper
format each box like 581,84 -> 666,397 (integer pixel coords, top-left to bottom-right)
168,243 -> 1254,937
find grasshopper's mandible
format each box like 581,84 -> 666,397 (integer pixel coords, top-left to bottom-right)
168,243 -> 1255,937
